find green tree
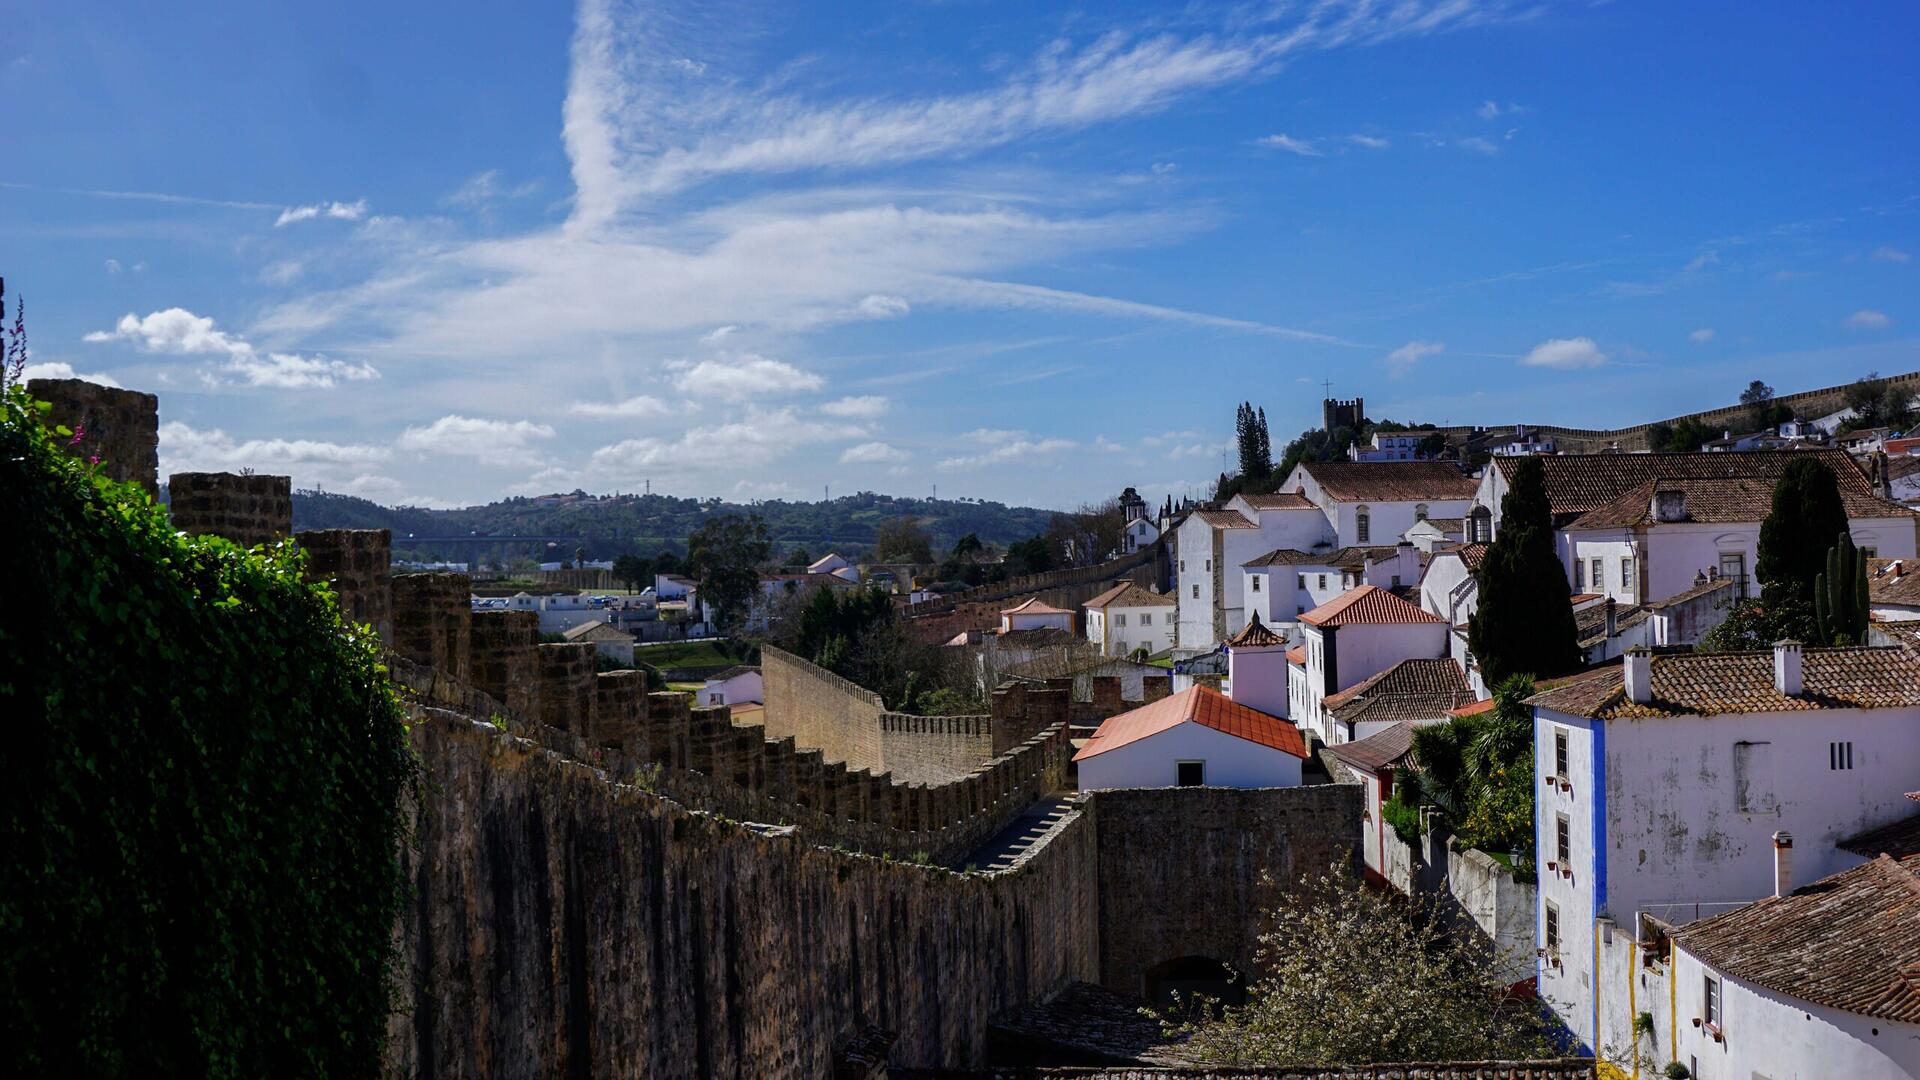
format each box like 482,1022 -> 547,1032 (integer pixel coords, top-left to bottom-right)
686,513 -> 771,634
781,546 -> 814,569
1650,417 -> 1716,452
1161,864 -> 1554,1066
1754,457 -> 1848,605
1843,371 -> 1916,431
873,515 -> 935,563
1466,457 -> 1583,685
611,553 -> 647,591
1235,401 -> 1272,480
950,532 -> 984,560
1740,379 -> 1782,433
1004,534 -> 1055,576
1403,675 -> 1537,859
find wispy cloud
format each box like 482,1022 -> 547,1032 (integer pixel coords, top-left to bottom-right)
820,395 -> 890,418
0,180 -> 277,211
1689,328 -> 1715,343
938,436 -> 1077,471
396,415 -> 557,467
569,394 -> 673,419
1845,308 -> 1892,330
1384,340 -> 1443,377
275,199 -> 369,227
1257,133 -> 1323,156
1871,246 -> 1912,263
1347,133 -> 1390,149
840,441 -> 909,465
84,307 -> 379,389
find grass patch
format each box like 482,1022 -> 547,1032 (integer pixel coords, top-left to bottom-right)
632,639 -> 734,669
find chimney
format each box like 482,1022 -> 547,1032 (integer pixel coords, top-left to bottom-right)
1604,596 -> 1618,640
1774,639 -> 1804,696
1772,831 -> 1794,898
1652,488 -> 1688,523
1623,647 -> 1653,704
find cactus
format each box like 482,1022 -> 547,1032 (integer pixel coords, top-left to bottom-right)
1814,530 -> 1868,646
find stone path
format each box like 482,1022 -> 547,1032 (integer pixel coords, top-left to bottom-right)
957,797 -> 1073,871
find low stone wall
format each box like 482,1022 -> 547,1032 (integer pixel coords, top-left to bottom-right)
167,471 -> 292,548
391,709 -> 1101,1076
1445,846 -> 1537,985
882,712 -> 997,785
1090,786 -> 1362,998
762,644 -> 890,772
27,377 -> 160,498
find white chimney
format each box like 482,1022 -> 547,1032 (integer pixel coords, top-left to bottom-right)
1773,831 -> 1794,897
1774,640 -> 1804,697
1623,647 -> 1653,704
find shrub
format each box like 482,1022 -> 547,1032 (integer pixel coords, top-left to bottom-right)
0,388 -> 416,1076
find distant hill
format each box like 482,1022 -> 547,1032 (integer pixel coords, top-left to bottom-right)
290,488 -> 1062,563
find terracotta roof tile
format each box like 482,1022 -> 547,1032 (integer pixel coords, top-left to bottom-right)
1225,614 -> 1287,648
1238,492 -> 1318,510
1300,460 -> 1477,502
1243,547 -> 1343,567
1677,852 -> 1920,1024
1870,558 -> 1920,608
1324,659 -> 1473,726
1083,582 -> 1176,610
1300,584 -> 1447,627
1286,645 -> 1306,664
1327,721 -> 1418,773
1840,812 -> 1920,860
1072,684 -> 1307,761
1003,597 -> 1072,616
1493,448 -> 1878,521
1194,508 -> 1258,529
1567,474 -> 1915,531
1530,647 -> 1920,719
995,627 -> 1076,647
1431,542 -> 1489,571
1573,601 -> 1649,648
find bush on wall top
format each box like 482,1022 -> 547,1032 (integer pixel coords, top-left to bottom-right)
0,387 -> 415,1077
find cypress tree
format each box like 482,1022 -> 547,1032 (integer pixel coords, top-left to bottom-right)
1467,457 -> 1584,685
1755,458 -> 1849,605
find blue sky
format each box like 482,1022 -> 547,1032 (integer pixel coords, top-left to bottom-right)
6,1 -> 1918,509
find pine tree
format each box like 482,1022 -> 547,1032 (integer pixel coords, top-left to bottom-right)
1254,406 -> 1273,476
1754,458 -> 1849,605
1467,457 -> 1583,685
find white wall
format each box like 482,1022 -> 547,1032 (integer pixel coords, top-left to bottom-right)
1094,603 -> 1176,657
1294,620 -> 1449,744
1419,553 -> 1477,626
1568,518 -> 1917,606
1176,508 -> 1337,649
1226,644 -> 1289,718
1673,948 -> 1920,1080
1077,721 -> 1303,790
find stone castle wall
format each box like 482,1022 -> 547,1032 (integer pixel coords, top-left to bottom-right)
880,712 -> 997,785
1090,785 -> 1362,999
893,1064 -> 1595,1078
762,644 -> 891,773
296,527 -> 392,643
392,709 -> 1100,1075
26,377 -> 160,498
167,471 -> 292,548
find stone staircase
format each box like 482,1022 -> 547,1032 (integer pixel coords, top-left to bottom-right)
957,796 -> 1074,871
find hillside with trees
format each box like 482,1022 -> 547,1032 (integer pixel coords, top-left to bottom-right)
286,488 -> 1060,564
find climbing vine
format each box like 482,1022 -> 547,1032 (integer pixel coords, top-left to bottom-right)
0,385 -> 416,1076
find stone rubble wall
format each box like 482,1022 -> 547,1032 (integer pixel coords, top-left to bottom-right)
166,471 -> 292,548
296,527 -> 393,643
391,709 -> 1101,1076
26,377 -> 160,498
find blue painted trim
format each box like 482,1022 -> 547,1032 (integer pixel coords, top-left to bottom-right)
1589,716 -> 1608,1049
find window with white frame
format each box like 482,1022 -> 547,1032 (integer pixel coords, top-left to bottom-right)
1554,729 -> 1569,781
1622,557 -> 1636,591
1544,901 -> 1560,952
1114,613 -> 1127,627
1703,974 -> 1721,1027
1317,573 -> 1327,590
1830,741 -> 1854,770
1356,505 -> 1372,543
1139,613 -> 1151,626
1589,557 -> 1604,592
1555,813 -> 1570,866
1192,585 -> 1199,599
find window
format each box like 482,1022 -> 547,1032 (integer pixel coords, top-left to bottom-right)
1139,613 -> 1152,626
1177,761 -> 1205,787
1295,604 -> 1305,617
1719,552 -> 1748,598
1114,613 -> 1127,627
1356,505 -> 1372,543
1589,558 -> 1604,592
1392,574 -> 1402,587
1415,503 -> 1430,522
1554,729 -> 1569,781
1317,573 -> 1327,590
1297,573 -> 1307,590
1180,560 -> 1186,572
1830,741 -> 1854,770
1622,557 -> 1636,591
1555,813 -> 1571,866
1574,560 -> 1586,590
1192,585 -> 1200,599
1251,576 -> 1261,593
1544,902 -> 1561,951
1703,974 -> 1721,1027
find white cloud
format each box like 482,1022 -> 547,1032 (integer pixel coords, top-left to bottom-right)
84,307 -> 378,389
961,427 -> 1026,444
396,414 -> 557,467
1689,328 -> 1716,343
1684,250 -> 1721,272
578,406 -> 865,482
1845,308 -> 1892,330
569,394 -> 673,419
938,437 -> 1076,470
20,361 -> 120,387
1476,100 -> 1522,119
442,170 -> 539,211
669,354 -> 824,399
820,395 -> 890,418
104,258 -> 122,274
1453,135 -> 1501,155
1384,339 -> 1443,377
1520,337 -> 1607,369
701,325 -> 738,344
1347,134 -> 1390,149
1257,133 -> 1322,156
1871,246 -> 1911,263
1168,440 -> 1230,461
160,420 -> 389,479
840,441 -> 909,465
275,199 -> 369,227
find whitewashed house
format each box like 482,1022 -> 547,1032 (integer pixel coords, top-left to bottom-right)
1351,430 -> 1434,462
700,665 -> 763,709
1083,583 -> 1176,658
1559,475 -> 1917,605
1529,642 -> 1920,1065
1277,460 -> 1478,551
1659,837 -> 1920,1080
1000,597 -> 1074,635
561,619 -> 636,665
806,552 -> 862,582
1320,657 -> 1472,745
1326,722 -> 1420,886
1403,516 -> 1464,552
1287,584 -> 1451,745
1073,683 -> 1306,790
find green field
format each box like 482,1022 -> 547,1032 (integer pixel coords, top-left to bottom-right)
632,639 -> 736,670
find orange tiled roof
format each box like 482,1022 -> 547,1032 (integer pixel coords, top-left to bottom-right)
1530,647 -> 1920,719
1286,645 -> 1306,665
1238,492 -> 1317,510
1193,508 -> 1258,529
1300,584 -> 1446,627
1840,812 -> 1920,860
1083,583 -> 1176,610
1300,460 -> 1478,502
1002,597 -> 1072,616
1073,684 -> 1306,761
1677,852 -> 1920,1024
1493,448 -> 1877,521
1225,614 -> 1287,648
1448,697 -> 1496,718
1567,475 -> 1914,531
1327,721 -> 1418,773
1870,558 -> 1920,608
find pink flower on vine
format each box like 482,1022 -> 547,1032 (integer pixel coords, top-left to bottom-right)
88,454 -> 101,465
69,424 -> 86,446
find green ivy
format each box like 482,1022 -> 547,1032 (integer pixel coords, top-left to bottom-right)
0,387 -> 416,1076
